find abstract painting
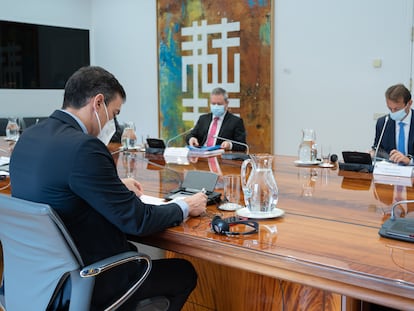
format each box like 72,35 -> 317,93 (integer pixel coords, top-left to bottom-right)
157,0 -> 272,153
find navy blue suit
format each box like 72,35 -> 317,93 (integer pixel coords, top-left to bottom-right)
374,110 -> 414,156
186,112 -> 247,151
10,110 -> 194,310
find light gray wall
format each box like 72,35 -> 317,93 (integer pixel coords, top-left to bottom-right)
1,0 -> 413,157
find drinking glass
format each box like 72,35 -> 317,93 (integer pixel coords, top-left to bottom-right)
320,145 -> 331,167
220,175 -> 242,210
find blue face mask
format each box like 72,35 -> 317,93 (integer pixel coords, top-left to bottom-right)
211,104 -> 225,117
390,107 -> 407,121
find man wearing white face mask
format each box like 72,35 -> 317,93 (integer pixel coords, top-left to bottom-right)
186,87 -> 247,151
372,84 -> 414,165
10,66 -> 207,310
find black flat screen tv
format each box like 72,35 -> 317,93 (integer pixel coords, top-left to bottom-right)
0,20 -> 90,89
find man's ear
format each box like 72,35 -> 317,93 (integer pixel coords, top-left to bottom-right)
91,94 -> 105,110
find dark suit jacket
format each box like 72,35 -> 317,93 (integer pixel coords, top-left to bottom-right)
374,110 -> 414,156
186,112 -> 247,151
10,110 -> 184,308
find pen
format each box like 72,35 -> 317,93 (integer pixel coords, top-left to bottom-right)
201,188 -> 206,194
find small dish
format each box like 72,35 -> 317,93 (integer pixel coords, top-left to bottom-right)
236,207 -> 285,219
319,162 -> 334,168
218,202 -> 243,211
294,159 -> 322,166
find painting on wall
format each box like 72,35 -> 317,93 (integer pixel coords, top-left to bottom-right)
157,0 -> 273,153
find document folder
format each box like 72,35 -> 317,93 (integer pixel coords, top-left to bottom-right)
164,170 -> 221,205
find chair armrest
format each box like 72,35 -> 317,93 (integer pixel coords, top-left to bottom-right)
80,251 -> 152,311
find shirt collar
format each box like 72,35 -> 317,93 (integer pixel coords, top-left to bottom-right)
60,109 -> 88,134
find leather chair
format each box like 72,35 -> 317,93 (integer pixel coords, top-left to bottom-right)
0,119 -> 7,137
21,117 -> 47,130
0,194 -> 169,311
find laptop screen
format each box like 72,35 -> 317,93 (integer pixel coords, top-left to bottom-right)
181,171 -> 218,192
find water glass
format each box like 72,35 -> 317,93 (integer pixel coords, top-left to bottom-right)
221,175 -> 242,210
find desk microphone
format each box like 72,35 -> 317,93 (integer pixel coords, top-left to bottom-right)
166,127 -> 194,147
111,146 -> 127,155
213,135 -> 250,160
372,115 -> 389,167
390,199 -> 414,220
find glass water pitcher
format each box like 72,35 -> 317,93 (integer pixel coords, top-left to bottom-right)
241,154 -> 279,213
298,128 -> 317,162
5,117 -> 20,141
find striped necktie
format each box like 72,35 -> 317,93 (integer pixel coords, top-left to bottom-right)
207,117 -> 219,146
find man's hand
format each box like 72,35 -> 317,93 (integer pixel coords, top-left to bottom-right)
389,149 -> 410,165
121,177 -> 144,197
183,192 -> 207,216
188,137 -> 199,147
220,140 -> 232,150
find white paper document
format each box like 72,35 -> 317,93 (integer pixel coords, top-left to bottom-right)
373,161 -> 414,178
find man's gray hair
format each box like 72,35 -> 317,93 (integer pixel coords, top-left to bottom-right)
211,87 -> 228,102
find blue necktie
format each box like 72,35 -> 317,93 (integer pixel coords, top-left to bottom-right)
398,121 -> 405,154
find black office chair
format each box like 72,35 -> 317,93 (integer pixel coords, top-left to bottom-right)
0,119 -> 7,137
0,194 -> 169,311
21,117 -> 47,130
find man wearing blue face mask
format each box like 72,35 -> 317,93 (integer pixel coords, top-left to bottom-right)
186,87 -> 247,151
372,84 -> 414,165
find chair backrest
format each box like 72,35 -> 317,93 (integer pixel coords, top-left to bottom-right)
21,117 -> 47,130
0,119 -> 7,137
0,194 -> 93,311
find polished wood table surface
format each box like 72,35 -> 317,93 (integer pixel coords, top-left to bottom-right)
115,150 -> 414,311
2,139 -> 414,310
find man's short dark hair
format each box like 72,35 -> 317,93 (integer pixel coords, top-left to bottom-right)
385,84 -> 411,105
62,66 -> 126,109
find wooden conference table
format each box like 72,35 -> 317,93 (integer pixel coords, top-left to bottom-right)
114,149 -> 414,311
2,141 -> 414,310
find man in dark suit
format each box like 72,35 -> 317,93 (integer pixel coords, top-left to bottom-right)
373,84 -> 414,165
186,87 -> 247,151
10,66 -> 207,311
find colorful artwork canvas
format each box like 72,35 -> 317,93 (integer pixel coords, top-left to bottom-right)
157,0 -> 272,153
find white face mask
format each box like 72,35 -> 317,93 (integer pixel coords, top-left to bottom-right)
95,103 -> 116,145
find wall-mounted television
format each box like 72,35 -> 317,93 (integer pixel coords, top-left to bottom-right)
0,20 -> 90,89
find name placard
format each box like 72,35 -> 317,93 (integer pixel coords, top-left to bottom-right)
373,161 -> 414,178
163,147 -> 190,165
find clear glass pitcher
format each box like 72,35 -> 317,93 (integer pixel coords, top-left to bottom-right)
241,154 -> 279,213
298,128 -> 317,162
121,121 -> 137,149
6,117 -> 20,141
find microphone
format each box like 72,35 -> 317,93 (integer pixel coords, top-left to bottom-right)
373,115 -> 389,167
213,135 -> 250,161
166,127 -> 194,147
164,127 -> 194,164
390,199 -> 414,220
